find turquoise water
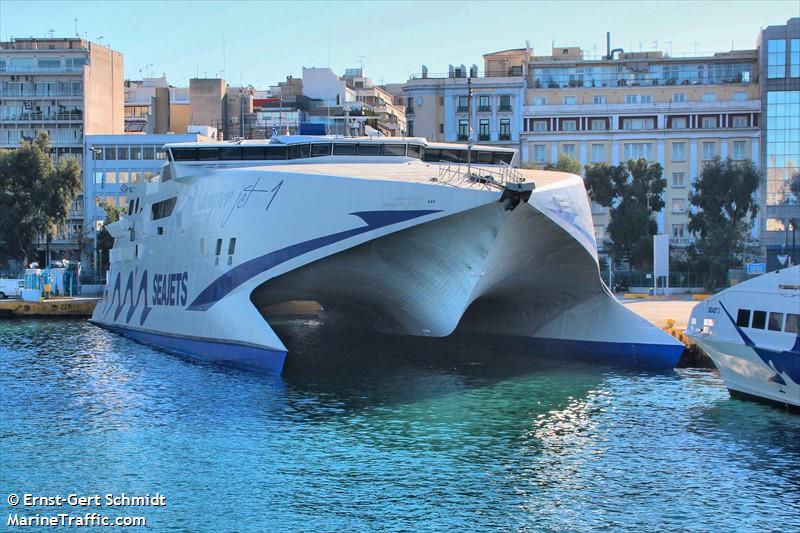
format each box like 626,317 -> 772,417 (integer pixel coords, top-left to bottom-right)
1,318 -> 799,532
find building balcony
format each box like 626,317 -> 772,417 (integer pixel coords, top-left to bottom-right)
522,99 -> 761,115
498,105 -> 513,112
530,72 -> 755,90
1,111 -> 83,122
499,134 -> 511,141
457,134 -> 469,141
456,106 -> 469,113
478,134 -> 490,141
477,106 -> 492,113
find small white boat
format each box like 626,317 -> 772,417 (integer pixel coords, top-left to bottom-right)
687,266 -> 800,412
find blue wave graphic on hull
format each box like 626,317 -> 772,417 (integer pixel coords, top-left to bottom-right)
719,302 -> 800,387
187,209 -> 442,311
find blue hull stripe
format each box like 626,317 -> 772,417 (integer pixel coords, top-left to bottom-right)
187,209 -> 441,311
525,337 -> 684,369
719,302 -> 800,385
96,322 -> 287,375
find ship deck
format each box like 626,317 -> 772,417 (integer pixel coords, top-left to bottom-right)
210,161 -> 574,190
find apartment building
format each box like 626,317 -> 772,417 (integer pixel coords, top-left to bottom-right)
758,18 -> 800,269
301,67 -> 407,136
124,76 -> 170,134
0,37 -> 124,259
403,49 -> 527,144
522,46 -> 761,249
343,68 -> 406,136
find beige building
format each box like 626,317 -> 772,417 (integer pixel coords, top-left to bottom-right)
403,50 -> 528,144
124,76 -> 170,134
189,78 -> 227,138
521,46 -> 761,249
0,37 -> 124,259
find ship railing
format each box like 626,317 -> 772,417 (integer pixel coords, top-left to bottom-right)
432,161 -> 525,191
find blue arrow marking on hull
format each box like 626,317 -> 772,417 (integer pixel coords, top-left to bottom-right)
187,209 -> 442,311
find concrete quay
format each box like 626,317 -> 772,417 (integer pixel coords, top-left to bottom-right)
0,297 -> 100,318
621,296 -> 714,368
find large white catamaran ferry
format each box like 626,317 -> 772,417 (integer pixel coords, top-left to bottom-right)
90,135 -> 683,373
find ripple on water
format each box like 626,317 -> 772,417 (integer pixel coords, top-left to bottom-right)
1,319 -> 799,532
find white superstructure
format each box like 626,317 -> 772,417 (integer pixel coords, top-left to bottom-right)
90,135 -> 683,373
687,266 -> 800,412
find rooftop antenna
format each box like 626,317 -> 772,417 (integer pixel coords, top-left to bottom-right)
222,35 -> 226,79
74,18 -> 79,37
551,31 -> 555,50
358,55 -> 366,74
47,28 -> 55,38
691,41 -> 700,56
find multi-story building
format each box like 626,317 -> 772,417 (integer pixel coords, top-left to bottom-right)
402,49 -> 528,144
189,77 -> 227,139
0,37 -> 124,259
521,45 -> 761,249
343,68 -> 406,136
757,17 -> 800,269
302,67 -> 407,136
83,133 -> 205,272
124,76 -> 171,134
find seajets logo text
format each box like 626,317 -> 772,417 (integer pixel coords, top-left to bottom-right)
152,272 -> 189,306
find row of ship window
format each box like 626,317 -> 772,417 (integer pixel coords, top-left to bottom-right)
736,308 -> 800,334
169,143 -> 514,165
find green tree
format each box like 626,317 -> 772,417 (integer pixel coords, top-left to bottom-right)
96,201 -> 124,274
584,158 -> 666,269
790,169 -> 800,200
688,157 -> 760,291
0,134 -> 82,265
544,153 -> 582,175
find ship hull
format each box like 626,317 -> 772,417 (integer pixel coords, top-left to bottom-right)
92,161 -> 683,373
690,336 -> 800,411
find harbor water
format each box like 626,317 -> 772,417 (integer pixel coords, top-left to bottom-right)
1,318 -> 799,531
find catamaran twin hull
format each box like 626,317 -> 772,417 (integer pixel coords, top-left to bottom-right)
91,148 -> 683,374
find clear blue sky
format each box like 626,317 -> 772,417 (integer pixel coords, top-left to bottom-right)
2,1 -> 798,87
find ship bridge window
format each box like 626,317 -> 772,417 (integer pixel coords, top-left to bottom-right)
492,151 -> 513,165
310,143 -> 332,157
219,147 -> 243,160
152,197 -> 177,221
423,148 -> 468,163
475,151 -> 494,164
357,144 -> 381,156
197,148 -> 220,161
172,148 -> 197,161
383,144 -> 406,156
333,143 -> 357,155
751,310 -> 767,329
786,314 -> 799,333
256,146 -> 286,161
407,144 -> 422,158
736,309 -> 750,327
287,144 -> 311,159
768,312 -> 784,332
